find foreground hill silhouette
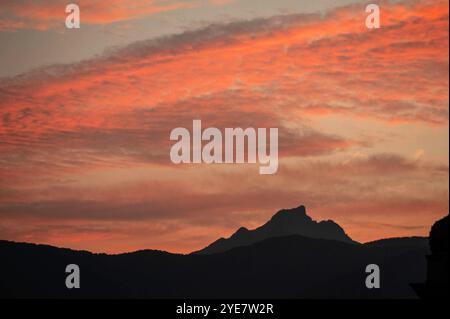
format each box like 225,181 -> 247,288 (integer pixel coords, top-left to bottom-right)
0,204 -> 436,298
194,205 -> 355,254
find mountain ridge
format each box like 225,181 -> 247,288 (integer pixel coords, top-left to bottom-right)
0,235 -> 429,298
1,205 -> 443,298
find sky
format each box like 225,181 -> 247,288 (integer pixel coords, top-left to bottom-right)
0,0 -> 448,254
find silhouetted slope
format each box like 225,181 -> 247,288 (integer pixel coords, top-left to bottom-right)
194,205 -> 355,255
0,236 -> 428,298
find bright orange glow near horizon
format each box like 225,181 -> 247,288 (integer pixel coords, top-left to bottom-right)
0,0 -> 448,254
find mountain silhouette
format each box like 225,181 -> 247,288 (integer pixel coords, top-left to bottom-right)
0,204 -> 442,299
194,205 -> 355,254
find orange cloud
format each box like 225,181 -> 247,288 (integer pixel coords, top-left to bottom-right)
0,153 -> 447,253
0,0 -> 447,175
0,0 -> 199,31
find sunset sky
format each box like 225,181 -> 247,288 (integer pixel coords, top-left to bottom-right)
0,0 -> 448,254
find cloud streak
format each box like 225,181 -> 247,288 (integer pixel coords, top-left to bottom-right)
0,0 -> 202,31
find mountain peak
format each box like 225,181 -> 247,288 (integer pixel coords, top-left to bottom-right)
269,205 -> 311,224
231,227 -> 249,238
194,204 -> 355,255
284,204 -> 306,214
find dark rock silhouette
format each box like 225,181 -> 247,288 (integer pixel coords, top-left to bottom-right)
412,214 -> 449,298
194,205 -> 355,255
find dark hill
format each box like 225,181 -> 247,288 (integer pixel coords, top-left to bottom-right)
0,235 -> 428,298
